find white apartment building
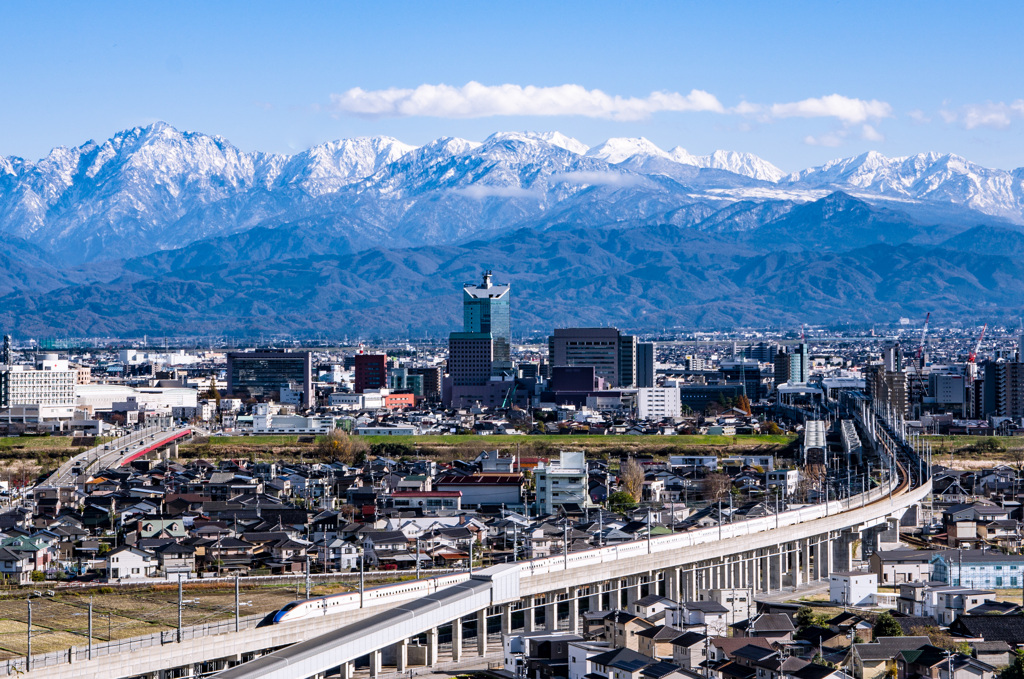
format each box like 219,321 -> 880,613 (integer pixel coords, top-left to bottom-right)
534,451 -> 595,514
0,355 -> 77,421
252,402 -> 334,434
637,387 -> 681,420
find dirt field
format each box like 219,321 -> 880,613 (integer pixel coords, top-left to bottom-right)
0,580 -> 356,658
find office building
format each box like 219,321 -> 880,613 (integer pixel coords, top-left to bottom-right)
226,350 -> 312,408
448,333 -> 494,387
637,387 -> 681,420
740,342 -> 780,363
407,367 -> 442,401
354,354 -> 387,394
636,342 -> 655,389
0,354 -> 77,421
548,327 -> 637,388
462,271 -> 511,363
719,358 -> 763,400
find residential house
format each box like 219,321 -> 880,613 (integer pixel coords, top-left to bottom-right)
0,547 -> 34,584
869,549 -> 938,585
670,631 -> 709,669
731,614 -> 795,643
846,637 -> 931,679
601,611 -> 655,651
636,625 -> 682,660
895,646 -> 994,679
106,545 -> 157,580
671,601 -> 731,637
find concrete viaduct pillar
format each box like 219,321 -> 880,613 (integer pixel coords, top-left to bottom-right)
477,609 -> 488,655
369,649 -> 382,678
568,587 -> 580,634
500,605 -> 513,634
665,568 -> 680,602
544,598 -> 558,631
452,617 -> 463,661
394,638 -> 408,673
426,628 -> 439,666
524,597 -> 536,632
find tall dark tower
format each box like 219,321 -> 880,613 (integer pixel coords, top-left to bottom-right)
2,335 -> 10,366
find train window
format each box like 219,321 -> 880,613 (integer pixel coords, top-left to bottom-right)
280,602 -> 300,612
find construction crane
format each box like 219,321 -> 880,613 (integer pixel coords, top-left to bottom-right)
915,312 -> 930,368
909,312 -> 931,418
968,324 -> 987,364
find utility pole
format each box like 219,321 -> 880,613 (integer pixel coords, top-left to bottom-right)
416,536 -> 421,580
305,556 -> 311,599
26,599 -> 31,670
647,506 -> 653,554
513,523 -> 519,562
235,573 -> 240,633
359,548 -> 365,608
469,540 -> 475,573
563,523 -> 569,569
177,576 -> 183,643
88,597 -> 93,660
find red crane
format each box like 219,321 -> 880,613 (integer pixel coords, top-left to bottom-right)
968,324 -> 987,363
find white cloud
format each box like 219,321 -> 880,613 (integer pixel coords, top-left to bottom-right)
768,94 -> 892,124
939,100 -> 1024,129
861,124 -> 884,142
907,109 -> 931,124
451,185 -> 539,199
803,131 -> 847,147
330,82 -> 724,121
550,171 -> 648,187
964,100 -> 1024,129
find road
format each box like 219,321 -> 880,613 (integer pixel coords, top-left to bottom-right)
46,426 -> 191,486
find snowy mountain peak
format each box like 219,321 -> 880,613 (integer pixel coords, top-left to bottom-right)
277,136 -> 417,195
484,131 -> 589,155
586,137 -> 671,164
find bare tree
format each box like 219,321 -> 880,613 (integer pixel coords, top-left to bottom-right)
703,472 -> 732,503
621,458 -> 645,502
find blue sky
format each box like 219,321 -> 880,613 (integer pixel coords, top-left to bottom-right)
3,1 -> 1023,172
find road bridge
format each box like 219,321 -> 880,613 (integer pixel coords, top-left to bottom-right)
46,426 -> 193,487
17,404 -> 928,679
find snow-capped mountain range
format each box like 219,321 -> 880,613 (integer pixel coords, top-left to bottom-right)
3,121 -> 1024,263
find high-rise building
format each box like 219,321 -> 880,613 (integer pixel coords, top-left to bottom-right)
883,343 -> 902,372
865,364 -> 908,417
982,361 -> 1024,419
226,350 -> 312,408
773,343 -> 809,385
548,327 -> 637,388
462,271 -> 511,362
447,333 -> 493,387
2,336 -> 11,366
407,366 -> 442,402
354,354 -> 387,393
636,342 -> 655,388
